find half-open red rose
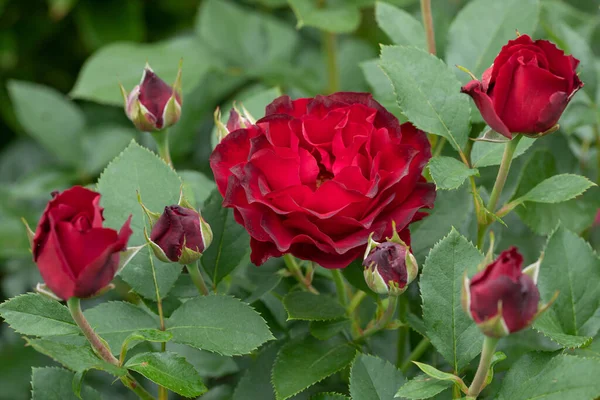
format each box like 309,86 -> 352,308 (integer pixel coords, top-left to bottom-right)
32,186 -> 132,300
461,34 -> 583,139
210,92 -> 435,269
465,247 -> 540,337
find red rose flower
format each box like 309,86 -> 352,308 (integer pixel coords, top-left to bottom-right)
464,247 -> 540,337
461,34 -> 583,139
210,92 -> 435,269
32,186 -> 132,300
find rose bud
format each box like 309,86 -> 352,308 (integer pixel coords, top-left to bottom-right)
214,103 -> 255,142
147,205 -> 213,265
31,186 -> 132,300
120,62 -> 182,132
210,93 -> 435,268
362,226 -> 418,296
462,247 -> 549,337
461,34 -> 583,139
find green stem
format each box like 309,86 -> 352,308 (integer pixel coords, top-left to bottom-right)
187,262 -> 210,296
420,0 -> 436,55
347,290 -> 367,314
467,337 -> 499,397
396,295 -> 408,368
359,295 -> 398,339
151,130 -> 173,168
400,338 -> 431,372
149,254 -> 168,400
67,298 -> 156,400
323,31 -> 339,94
432,137 -> 446,157
283,254 -> 319,294
476,225 -> 486,251
486,135 -> 522,213
331,269 -> 347,307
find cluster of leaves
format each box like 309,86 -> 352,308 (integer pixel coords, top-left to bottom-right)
1,0 -> 600,399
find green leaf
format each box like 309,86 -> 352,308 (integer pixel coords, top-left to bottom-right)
420,229 -> 484,371
31,367 -> 101,400
375,1 -> 426,49
311,394 -> 350,400
167,294 -> 273,356
497,352 -> 600,400
428,156 -> 479,190
201,190 -> 251,287
0,293 -> 78,337
272,336 -> 356,400
513,174 -> 595,205
71,36 -> 211,105
379,46 -> 471,151
288,0 -> 361,33
556,23 -> 597,99
510,149 -> 600,234
412,361 -> 468,392
310,319 -> 351,341
196,0 -> 298,72
25,338 -> 126,376
533,226 -> 600,348
8,80 -> 84,166
396,373 -> 453,399
471,136 -> 535,168
97,141 -> 183,299
233,343 -> 279,400
283,292 -> 346,321
446,0 -> 541,80
179,170 -> 216,209
125,352 -> 207,397
349,353 -> 405,400
360,59 -> 403,118
121,330 -> 173,361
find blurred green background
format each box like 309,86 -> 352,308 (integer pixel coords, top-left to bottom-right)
1,0 -> 599,398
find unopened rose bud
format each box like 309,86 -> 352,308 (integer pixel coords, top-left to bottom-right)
362,226 -> 418,296
120,62 -> 182,132
148,205 -> 212,265
462,247 -> 546,337
214,102 -> 256,142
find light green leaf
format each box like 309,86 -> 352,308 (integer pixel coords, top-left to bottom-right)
349,353 -> 405,400
471,136 -> 535,168
125,352 -> 207,397
0,293 -> 78,337
233,344 -> 279,400
557,23 -> 597,99
120,330 -> 173,361
446,0 -> 541,80
167,295 -> 273,356
272,336 -> 356,400
25,338 -> 126,376
428,156 -> 478,190
179,170 -> 216,209
201,190 -> 251,287
497,353 -> 600,400
310,320 -> 351,341
375,2 -> 426,49
8,80 -> 84,166
71,36 -> 211,105
379,46 -> 471,151
420,229 -> 484,371
97,141 -> 183,300
31,367 -> 101,400
283,292 -> 346,321
288,0 -> 361,33
533,226 -> 600,348
168,343 -> 239,379
413,361 -> 467,391
81,126 -> 135,175
395,373 -> 452,399
196,0 -> 298,72
513,174 -> 595,204
360,59 -> 402,118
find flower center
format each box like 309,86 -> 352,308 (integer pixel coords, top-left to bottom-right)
316,164 -> 334,188
73,214 -> 92,232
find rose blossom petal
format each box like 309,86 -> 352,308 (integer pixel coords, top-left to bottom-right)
534,39 -> 581,92
471,247 -> 523,286
461,80 -> 512,138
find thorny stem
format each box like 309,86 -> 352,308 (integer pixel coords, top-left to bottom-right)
283,254 -> 319,294
67,298 -> 156,400
188,261 -> 210,296
468,337 -> 499,397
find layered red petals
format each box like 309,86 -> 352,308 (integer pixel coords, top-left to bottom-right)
210,92 -> 435,269
461,34 -> 582,138
32,186 -> 132,300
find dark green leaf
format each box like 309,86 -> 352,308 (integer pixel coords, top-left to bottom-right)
125,352 -> 207,397
420,229 -> 484,371
428,156 -> 478,190
167,295 -> 274,356
283,292 -> 346,321
272,336 -> 356,400
310,319 -> 351,341
31,367 -> 101,400
201,190 -> 251,287
311,394 -> 350,400
349,353 -> 405,400
232,344 -> 279,400
341,259 -> 376,297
